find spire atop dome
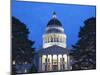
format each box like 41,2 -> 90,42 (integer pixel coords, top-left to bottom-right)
53,11 -> 56,15
52,11 -> 56,18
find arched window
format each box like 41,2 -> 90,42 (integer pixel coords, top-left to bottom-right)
48,55 -> 52,63
42,55 -> 46,64
63,54 -> 67,62
53,55 -> 57,63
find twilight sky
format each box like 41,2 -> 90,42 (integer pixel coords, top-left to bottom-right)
12,0 -> 96,50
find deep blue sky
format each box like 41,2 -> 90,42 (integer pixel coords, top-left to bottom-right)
12,0 -> 96,50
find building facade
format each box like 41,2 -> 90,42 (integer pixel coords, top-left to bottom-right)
38,12 -> 71,72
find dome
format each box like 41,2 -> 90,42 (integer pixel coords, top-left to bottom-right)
43,12 -> 67,48
47,18 -> 62,27
47,12 -> 62,27
46,28 -> 64,34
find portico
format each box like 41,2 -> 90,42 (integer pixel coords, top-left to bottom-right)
38,45 -> 71,72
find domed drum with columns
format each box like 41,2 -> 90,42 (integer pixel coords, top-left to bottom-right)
43,12 -> 66,48
38,12 -> 71,72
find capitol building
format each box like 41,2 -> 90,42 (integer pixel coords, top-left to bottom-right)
38,12 -> 72,72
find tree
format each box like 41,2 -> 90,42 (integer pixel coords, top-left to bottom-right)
12,16 -> 35,74
71,17 -> 96,70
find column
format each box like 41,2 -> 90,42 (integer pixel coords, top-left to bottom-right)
39,55 -> 42,72
62,37 -> 64,43
60,37 -> 62,43
67,55 -> 69,70
61,55 -> 63,70
62,55 -> 64,70
55,36 -> 57,42
52,54 -> 53,71
45,55 -> 47,72
58,36 -> 60,42
52,36 -> 54,42
57,54 -> 58,71
68,55 -> 71,70
50,55 -> 52,71
59,55 -> 61,70
47,55 -> 48,71
58,55 -> 60,70
64,37 -> 66,43
65,54 -> 67,70
42,55 -> 44,72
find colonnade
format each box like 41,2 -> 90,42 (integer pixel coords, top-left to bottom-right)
43,34 -> 66,44
39,54 -> 70,72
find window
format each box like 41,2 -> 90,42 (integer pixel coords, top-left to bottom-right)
51,37 -> 53,42
57,38 -> 59,42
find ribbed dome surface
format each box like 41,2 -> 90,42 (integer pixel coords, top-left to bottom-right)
47,18 -> 62,27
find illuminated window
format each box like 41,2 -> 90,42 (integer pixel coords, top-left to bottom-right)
42,55 -> 46,64
12,60 -> 15,65
63,54 -> 67,62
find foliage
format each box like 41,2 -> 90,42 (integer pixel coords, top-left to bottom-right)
71,17 -> 96,70
12,16 -> 35,74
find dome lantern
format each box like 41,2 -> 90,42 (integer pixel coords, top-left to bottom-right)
52,11 -> 56,18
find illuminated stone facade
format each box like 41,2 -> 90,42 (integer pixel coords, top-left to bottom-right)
38,12 -> 71,72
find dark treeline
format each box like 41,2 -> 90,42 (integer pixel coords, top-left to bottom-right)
12,16 -> 37,75
70,17 -> 96,70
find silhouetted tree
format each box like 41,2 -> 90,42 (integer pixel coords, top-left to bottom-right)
12,16 -> 35,74
71,17 -> 96,70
